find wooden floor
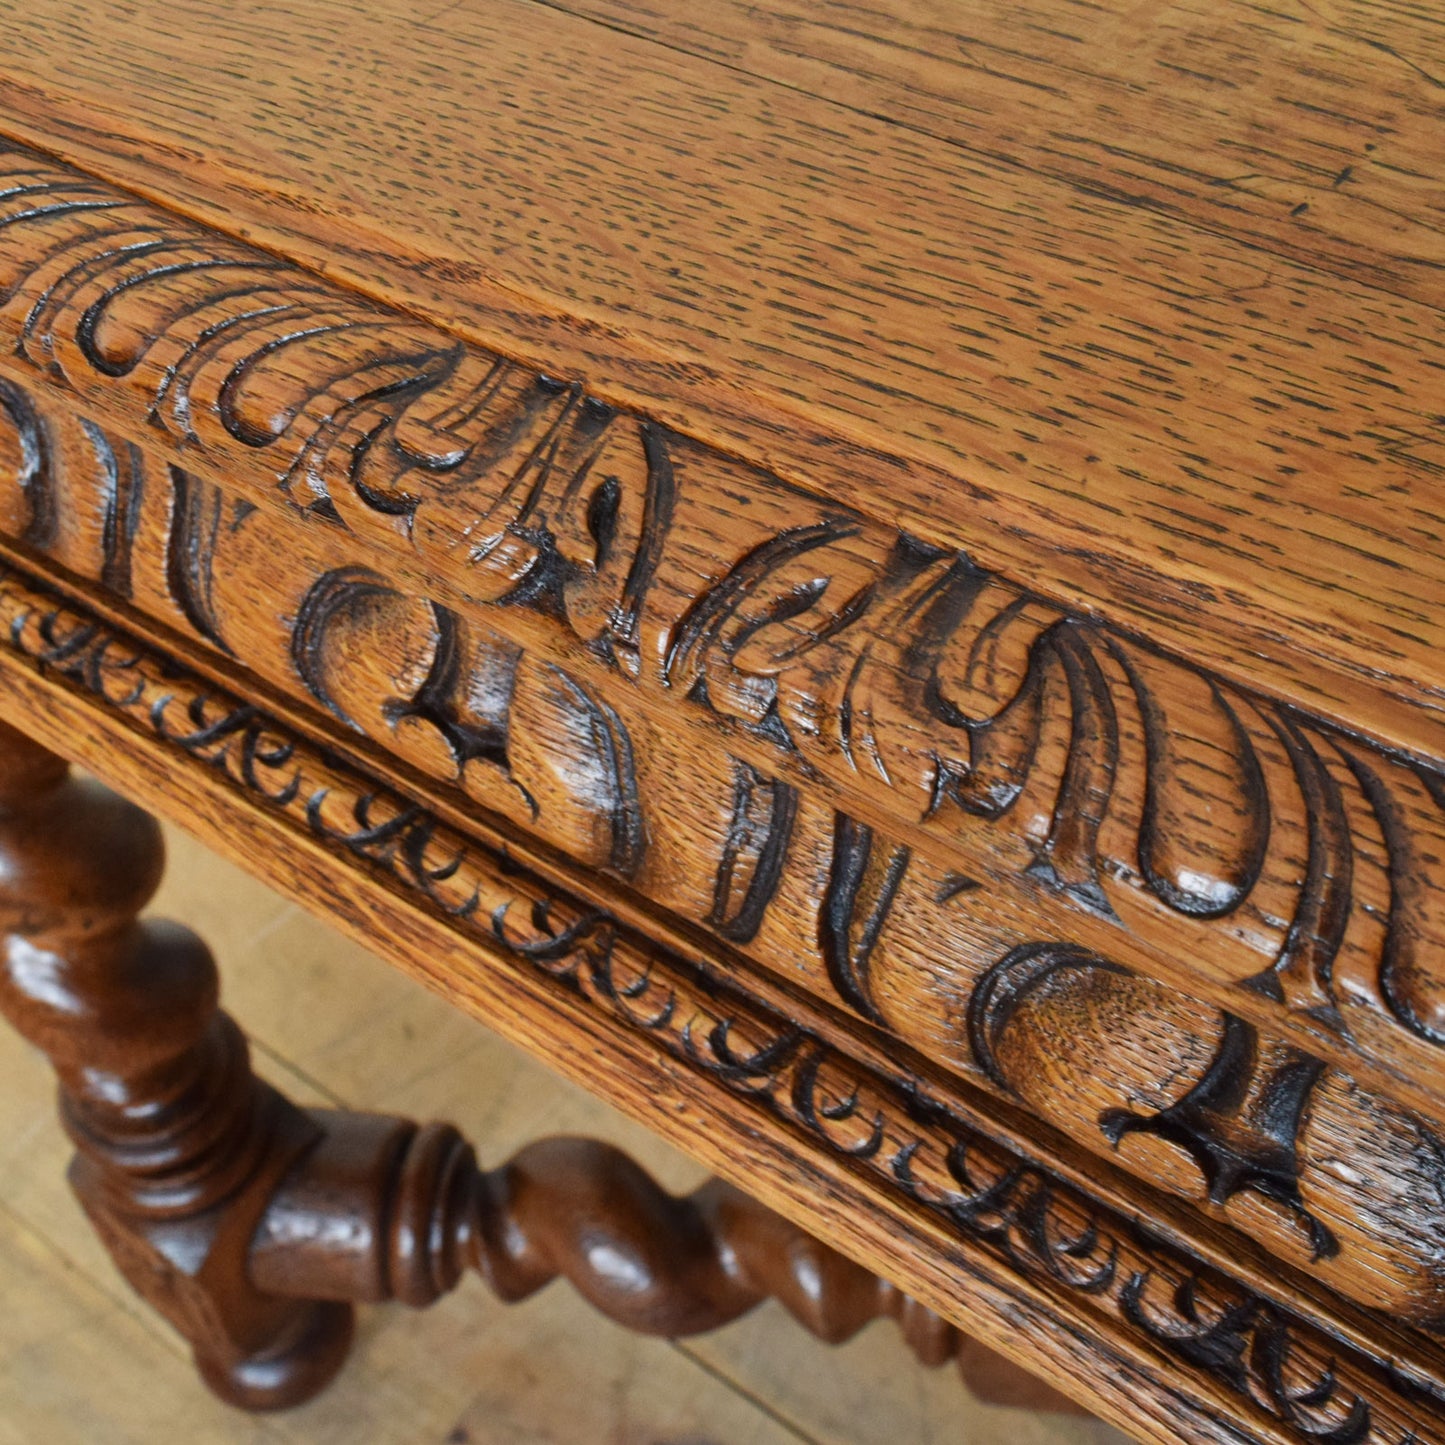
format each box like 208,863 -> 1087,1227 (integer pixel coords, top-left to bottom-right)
0,816 -> 1132,1444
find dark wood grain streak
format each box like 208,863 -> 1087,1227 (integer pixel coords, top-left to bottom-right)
16,509 -> 1438,1400
0,7 -> 1439,1435
8,311 -> 1445,1324
543,0 -> 1445,310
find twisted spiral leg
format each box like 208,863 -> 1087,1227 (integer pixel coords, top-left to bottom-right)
252,1117 -> 1083,1413
0,719 -> 352,1408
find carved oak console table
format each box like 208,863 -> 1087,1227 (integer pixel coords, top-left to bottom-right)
0,2 -> 1442,1439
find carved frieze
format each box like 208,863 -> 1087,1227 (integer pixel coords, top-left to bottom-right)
3,383 -> 1445,1335
2,144 -> 1445,1131
6,143 -> 1445,1374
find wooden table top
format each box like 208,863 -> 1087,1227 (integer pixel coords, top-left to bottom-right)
1,0 -> 1440,758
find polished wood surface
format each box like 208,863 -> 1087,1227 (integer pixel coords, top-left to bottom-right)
0,546 -> 1437,1442
0,3 -> 1439,1441
0,0 -> 1439,757
559,0 -> 1445,307
0,717 -> 354,1408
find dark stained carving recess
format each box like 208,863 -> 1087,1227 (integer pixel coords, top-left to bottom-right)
1099,1018 -> 1336,1264
820,812 -> 910,1024
389,602 -> 519,775
1341,747 -> 1442,1050
965,938 -> 1445,1327
0,563 -> 1436,1445
540,664 -> 647,879
0,375 -> 56,550
666,518 -> 875,752
167,469 -> 241,653
290,563 -> 647,878
968,942 -> 1132,1090
292,567 -> 405,729
291,565 -> 537,812
79,417 -> 143,598
970,946 -> 1340,1263
708,759 -> 797,944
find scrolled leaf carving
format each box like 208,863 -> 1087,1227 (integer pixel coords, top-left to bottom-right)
6,379 -> 1445,1334
2,145 -> 1445,1075
965,941 -> 1445,1322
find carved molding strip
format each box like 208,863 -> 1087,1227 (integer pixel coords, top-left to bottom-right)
3,144 -> 1445,1127
0,559 -> 1438,1444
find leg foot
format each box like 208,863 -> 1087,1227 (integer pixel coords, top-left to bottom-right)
192,1298 -> 354,1412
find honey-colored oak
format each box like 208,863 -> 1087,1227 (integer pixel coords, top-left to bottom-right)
0,547 -> 1438,1443
560,0 -> 1445,309
0,3 -> 1441,1441
2,160 -> 1444,1338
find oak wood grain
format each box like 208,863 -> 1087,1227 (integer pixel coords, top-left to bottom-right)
0,711 -> 1078,1418
0,0 -> 1439,763
5,163 -> 1445,1324
9,482 -> 1445,1392
549,0 -> 1445,308
0,6 -> 1441,1438
4,154 -> 1445,1137
8,377 -> 1445,1331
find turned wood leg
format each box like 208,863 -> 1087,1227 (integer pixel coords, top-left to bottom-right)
0,718 -> 353,1409
0,716 -> 1078,1418
250,1116 -> 1085,1415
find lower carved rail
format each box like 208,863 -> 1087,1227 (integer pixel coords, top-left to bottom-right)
0,712 -> 1075,1417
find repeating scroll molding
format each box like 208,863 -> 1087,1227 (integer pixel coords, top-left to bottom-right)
2,143 -> 1444,1094
0,561 -> 1441,1444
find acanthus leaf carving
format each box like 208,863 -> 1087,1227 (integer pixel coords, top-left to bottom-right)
7,373 -> 1445,1328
